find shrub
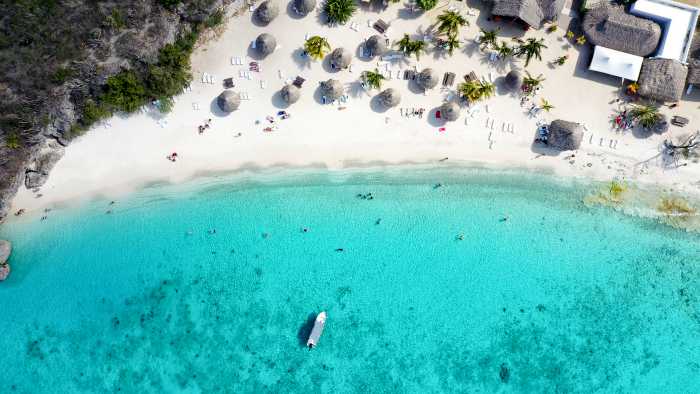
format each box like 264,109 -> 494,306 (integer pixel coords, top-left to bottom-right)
107,8 -> 126,29
204,9 -> 224,28
51,67 -> 73,85
159,0 -> 181,9
323,0 -> 356,25
80,100 -> 111,127
416,0 -> 437,11
5,132 -> 20,149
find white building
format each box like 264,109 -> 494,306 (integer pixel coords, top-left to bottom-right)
630,0 -> 700,63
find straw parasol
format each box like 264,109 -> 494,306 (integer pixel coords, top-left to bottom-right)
366,35 -> 388,58
217,90 -> 241,112
293,0 -> 316,16
504,70 -> 522,92
329,47 -> 352,69
637,58 -> 688,103
582,5 -> 661,57
440,101 -> 460,122
416,68 -> 439,90
281,84 -> 301,104
547,120 -> 583,151
378,88 -> 401,108
320,79 -> 344,101
255,33 -> 277,57
255,1 -> 279,25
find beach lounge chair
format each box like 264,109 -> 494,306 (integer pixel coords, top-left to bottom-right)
373,19 -> 389,34
436,110 -> 441,119
671,116 -> 689,127
464,71 -> 478,82
293,76 -> 306,88
442,72 -> 456,87
404,70 -> 416,80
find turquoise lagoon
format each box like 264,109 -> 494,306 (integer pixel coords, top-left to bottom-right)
0,167 -> 698,393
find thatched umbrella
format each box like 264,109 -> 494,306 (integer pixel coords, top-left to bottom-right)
366,35 -> 387,58
255,33 -> 277,57
652,114 -> 669,134
217,90 -> 241,112
637,58 -> 688,103
378,88 -> 401,108
255,1 -> 279,25
329,47 -> 352,69
416,68 -> 439,90
491,0 -> 566,28
504,70 -> 522,92
547,120 -> 583,151
440,102 -> 460,122
582,5 -> 661,57
320,79 -> 344,101
281,84 -> 301,104
293,0 -> 316,16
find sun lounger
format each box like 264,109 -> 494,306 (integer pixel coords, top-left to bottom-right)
464,71 -> 478,82
442,72 -> 456,87
260,80 -> 267,89
201,73 -> 208,83
373,19 -> 389,34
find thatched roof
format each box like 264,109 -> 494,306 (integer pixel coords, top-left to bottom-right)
416,68 -> 439,90
582,5 -> 661,57
504,70 -> 522,91
637,58 -> 688,103
687,59 -> 700,85
217,90 -> 241,112
255,1 -> 279,25
440,102 -> 460,122
378,88 -> 401,107
293,0 -> 316,16
547,120 -> 583,151
255,33 -> 276,56
281,84 -> 301,104
320,79 -> 344,100
329,47 -> 352,69
366,35 -> 388,58
491,0 -> 565,28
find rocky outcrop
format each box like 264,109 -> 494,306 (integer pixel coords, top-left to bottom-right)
25,140 -> 65,189
0,240 -> 10,281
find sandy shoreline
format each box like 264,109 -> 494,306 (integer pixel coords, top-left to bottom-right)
8,1 -> 700,216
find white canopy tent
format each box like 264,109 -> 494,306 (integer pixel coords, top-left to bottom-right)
631,0 -> 700,62
589,46 -> 644,81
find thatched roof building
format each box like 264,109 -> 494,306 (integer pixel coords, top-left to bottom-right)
687,58 -> 700,85
293,0 -> 316,16
440,102 -> 460,122
637,58 -> 688,103
547,120 -> 583,151
378,88 -> 401,107
320,79 -> 344,101
582,5 -> 661,57
281,84 -> 301,104
255,33 -> 277,57
329,47 -> 352,69
491,0 -> 566,28
504,70 -> 522,91
416,68 -> 439,90
255,1 -> 279,25
366,35 -> 388,58
217,90 -> 241,112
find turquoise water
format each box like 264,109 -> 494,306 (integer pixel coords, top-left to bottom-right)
0,168 -> 698,393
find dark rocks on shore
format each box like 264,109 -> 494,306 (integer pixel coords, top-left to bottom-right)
0,239 -> 11,281
25,140 -> 65,189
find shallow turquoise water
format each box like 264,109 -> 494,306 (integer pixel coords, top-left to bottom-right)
0,168 -> 698,393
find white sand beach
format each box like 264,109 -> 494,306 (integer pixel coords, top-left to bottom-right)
10,1 -> 700,213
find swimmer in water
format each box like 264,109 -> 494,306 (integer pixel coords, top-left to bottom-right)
456,233 -> 464,241
302,227 -> 309,233
375,218 -> 381,225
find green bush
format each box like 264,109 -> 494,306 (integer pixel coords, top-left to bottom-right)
102,70 -> 148,112
416,0 -> 437,11
204,9 -> 224,28
81,100 -> 111,127
5,132 -> 20,149
323,0 -> 356,24
158,0 -> 182,9
51,67 -> 73,85
107,8 -> 126,29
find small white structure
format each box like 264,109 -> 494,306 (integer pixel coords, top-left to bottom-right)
307,311 -> 326,349
589,46 -> 644,81
630,0 -> 700,62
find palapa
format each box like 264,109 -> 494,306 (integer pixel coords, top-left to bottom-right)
416,68 -> 439,90
378,88 -> 401,107
547,119 -> 583,151
504,70 -> 523,91
281,84 -> 301,104
491,0 -> 566,29
637,58 -> 688,103
366,35 -> 388,58
440,102 -> 460,122
582,5 -> 661,57
293,0 -> 316,16
320,79 -> 344,101
255,1 -> 279,25
255,33 -> 277,57
217,90 -> 241,112
329,47 -> 352,69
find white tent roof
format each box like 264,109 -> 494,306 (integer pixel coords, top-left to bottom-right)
589,46 -> 644,81
631,0 -> 700,62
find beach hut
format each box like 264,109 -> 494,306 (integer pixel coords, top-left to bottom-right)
281,84 -> 301,104
582,5 -> 661,57
491,0 -> 566,29
255,1 -> 279,25
320,79 -> 344,101
255,33 -> 277,57
416,68 -> 439,90
378,88 -> 401,108
217,90 -> 241,112
504,70 -> 522,92
440,101 -> 460,122
293,0 -> 316,16
687,58 -> 700,87
547,119 -> 583,151
329,47 -> 352,69
637,58 -> 688,103
365,35 -> 388,58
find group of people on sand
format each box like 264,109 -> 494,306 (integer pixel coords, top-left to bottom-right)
198,118 -> 212,134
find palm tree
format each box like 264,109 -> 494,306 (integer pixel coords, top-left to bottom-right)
416,0 -> 437,11
304,36 -> 331,60
565,30 -> 575,40
575,35 -> 586,45
362,69 -> 385,90
395,34 -> 426,60
323,0 -> 357,25
436,11 -> 468,37
495,41 -> 514,59
458,79 -> 495,102
478,29 -> 499,51
540,99 -> 554,112
442,34 -> 461,56
516,38 -> 547,67
629,104 -> 661,129
522,71 -> 544,94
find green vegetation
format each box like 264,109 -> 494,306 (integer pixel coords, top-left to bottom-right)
495,41 -> 514,59
575,35 -> 587,45
442,35 -> 461,56
304,36 -> 331,60
416,0 -> 438,11
522,71 -> 545,94
547,24 -> 558,33
107,8 -> 126,29
608,181 -> 627,201
204,9 -> 225,28
363,69 -> 385,90
51,67 -> 73,85
159,0 -> 182,9
436,11 -> 468,37
554,54 -> 568,66
658,197 -> 697,216
478,29 -> 499,51
323,0 -> 357,25
540,99 -> 554,112
516,38 -> 547,67
629,104 -> 662,129
458,79 -> 495,102
5,133 -> 20,149
396,34 -> 426,60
